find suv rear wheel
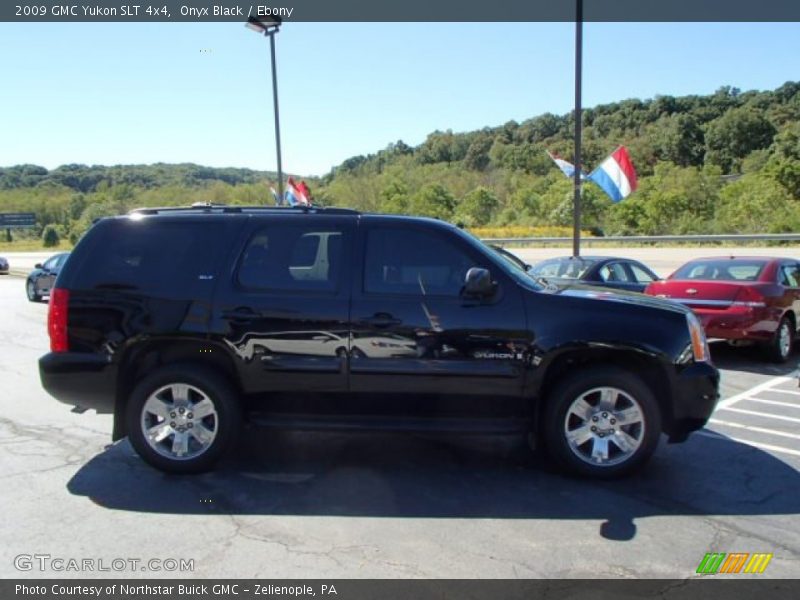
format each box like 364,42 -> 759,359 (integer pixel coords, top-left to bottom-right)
126,364 -> 242,474
542,367 -> 661,478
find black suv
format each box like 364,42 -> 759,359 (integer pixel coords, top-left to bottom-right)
39,205 -> 719,477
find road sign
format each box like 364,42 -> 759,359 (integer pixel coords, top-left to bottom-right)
0,212 -> 36,228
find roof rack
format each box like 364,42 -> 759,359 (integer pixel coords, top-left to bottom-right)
128,203 -> 360,216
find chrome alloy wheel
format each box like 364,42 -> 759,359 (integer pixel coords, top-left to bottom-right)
563,386 -> 645,467
779,320 -> 792,359
140,383 -> 218,460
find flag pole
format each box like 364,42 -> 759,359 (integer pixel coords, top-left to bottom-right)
572,0 -> 583,258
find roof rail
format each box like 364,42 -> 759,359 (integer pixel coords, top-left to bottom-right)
128,203 -> 360,216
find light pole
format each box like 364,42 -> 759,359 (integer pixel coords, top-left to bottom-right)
572,0 -> 583,258
246,15 -> 285,202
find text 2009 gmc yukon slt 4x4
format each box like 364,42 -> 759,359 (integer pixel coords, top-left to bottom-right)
39,205 -> 719,477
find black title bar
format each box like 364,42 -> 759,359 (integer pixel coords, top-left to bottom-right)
3,0 -> 800,22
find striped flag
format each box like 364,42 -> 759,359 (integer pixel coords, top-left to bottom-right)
546,151 -> 586,179
588,146 -> 638,202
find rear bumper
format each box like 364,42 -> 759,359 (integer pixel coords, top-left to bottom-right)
667,361 -> 720,441
694,306 -> 776,342
39,352 -> 116,414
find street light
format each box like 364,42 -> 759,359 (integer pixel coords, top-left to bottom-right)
572,0 -> 583,258
246,15 -> 285,203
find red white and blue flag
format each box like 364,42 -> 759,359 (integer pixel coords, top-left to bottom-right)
284,177 -> 309,206
588,146 -> 638,202
546,151 -> 584,179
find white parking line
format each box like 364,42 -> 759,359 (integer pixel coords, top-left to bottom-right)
697,430 -> 800,458
747,397 -> 800,410
708,418 -> 800,441
763,388 -> 800,397
717,375 -> 797,409
720,406 -> 800,424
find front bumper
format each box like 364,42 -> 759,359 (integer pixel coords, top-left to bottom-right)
667,361 -> 720,441
39,352 -> 116,414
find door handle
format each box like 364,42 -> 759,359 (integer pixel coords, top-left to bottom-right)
361,313 -> 402,328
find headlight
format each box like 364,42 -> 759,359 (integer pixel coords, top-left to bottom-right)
686,311 -> 711,363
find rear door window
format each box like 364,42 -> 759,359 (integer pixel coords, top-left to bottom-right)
237,224 -> 345,292
598,262 -> 630,283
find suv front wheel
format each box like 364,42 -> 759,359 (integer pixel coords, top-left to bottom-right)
542,367 -> 661,478
126,364 -> 242,474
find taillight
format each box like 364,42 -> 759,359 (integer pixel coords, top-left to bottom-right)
48,288 -> 70,353
733,286 -> 766,308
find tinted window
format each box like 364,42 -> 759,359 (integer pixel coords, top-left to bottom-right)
238,225 -> 344,292
66,219 -> 223,295
674,260 -> 766,281
364,228 -> 474,296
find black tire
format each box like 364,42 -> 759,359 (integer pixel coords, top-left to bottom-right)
125,364 -> 242,474
26,279 -> 41,302
764,315 -> 794,363
542,366 -> 662,479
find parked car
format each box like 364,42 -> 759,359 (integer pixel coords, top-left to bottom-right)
645,256 -> 800,362
26,252 -> 70,302
0,256 -> 8,274
530,256 -> 660,293
39,205 -> 718,478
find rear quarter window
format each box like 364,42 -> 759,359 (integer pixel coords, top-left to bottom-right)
60,218 -> 229,296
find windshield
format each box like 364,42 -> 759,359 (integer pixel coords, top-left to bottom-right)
530,258 -> 597,279
673,260 -> 767,281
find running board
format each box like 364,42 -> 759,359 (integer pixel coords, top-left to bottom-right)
247,413 -> 530,434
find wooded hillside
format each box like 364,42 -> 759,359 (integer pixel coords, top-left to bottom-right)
2,81 -> 798,246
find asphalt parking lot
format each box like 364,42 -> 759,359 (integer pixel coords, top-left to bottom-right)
0,273 -> 799,579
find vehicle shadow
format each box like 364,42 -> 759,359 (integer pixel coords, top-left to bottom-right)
710,341 -> 799,377
67,427 -> 800,541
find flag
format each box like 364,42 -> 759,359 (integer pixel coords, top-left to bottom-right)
547,150 -> 585,179
297,180 -> 312,204
588,146 -> 638,202
285,176 -> 309,206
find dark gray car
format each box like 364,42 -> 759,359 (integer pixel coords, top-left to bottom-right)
26,252 -> 70,302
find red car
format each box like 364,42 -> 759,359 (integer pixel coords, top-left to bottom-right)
644,256 -> 800,362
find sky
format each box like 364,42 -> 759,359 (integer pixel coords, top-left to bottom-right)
1,21 -> 799,176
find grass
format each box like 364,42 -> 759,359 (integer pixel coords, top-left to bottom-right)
0,240 -> 74,252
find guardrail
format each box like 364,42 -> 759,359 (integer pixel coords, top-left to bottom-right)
483,233 -> 800,245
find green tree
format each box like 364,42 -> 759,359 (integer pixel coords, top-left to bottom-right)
705,106 -> 776,173
42,225 -> 60,247
409,183 -> 456,220
455,187 -> 499,227
379,180 -> 410,214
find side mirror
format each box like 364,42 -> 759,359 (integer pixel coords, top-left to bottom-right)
34,263 -> 43,269
464,267 -> 496,298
